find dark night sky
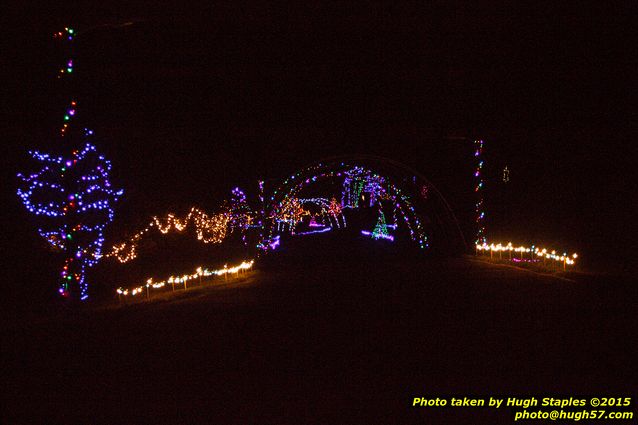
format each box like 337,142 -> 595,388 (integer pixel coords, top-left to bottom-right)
2,2 -> 637,300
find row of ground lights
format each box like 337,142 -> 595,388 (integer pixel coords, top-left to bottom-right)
116,260 -> 254,298
476,243 -> 577,269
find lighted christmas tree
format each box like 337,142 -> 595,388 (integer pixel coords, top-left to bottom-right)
18,139 -> 123,300
371,209 -> 389,240
360,207 -> 393,241
16,27 -> 123,300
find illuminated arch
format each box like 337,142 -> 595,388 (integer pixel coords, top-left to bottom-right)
265,155 -> 466,254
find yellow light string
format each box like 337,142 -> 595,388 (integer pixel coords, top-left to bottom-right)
476,242 -> 577,266
104,207 -> 230,263
116,260 -> 254,297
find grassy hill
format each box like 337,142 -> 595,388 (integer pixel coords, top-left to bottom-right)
3,233 -> 636,423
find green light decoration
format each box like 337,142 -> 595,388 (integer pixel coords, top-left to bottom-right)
354,180 -> 365,208
372,209 -> 389,239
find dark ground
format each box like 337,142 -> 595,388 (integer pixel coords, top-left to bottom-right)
2,4 -> 637,423
2,233 -> 636,424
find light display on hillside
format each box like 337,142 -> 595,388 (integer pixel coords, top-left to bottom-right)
104,153 -> 579,300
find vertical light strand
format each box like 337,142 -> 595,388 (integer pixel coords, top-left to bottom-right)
474,139 -> 487,245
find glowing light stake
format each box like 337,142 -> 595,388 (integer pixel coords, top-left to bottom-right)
116,260 -> 255,298
503,166 -> 510,183
473,140 -> 487,245
476,243 -> 577,269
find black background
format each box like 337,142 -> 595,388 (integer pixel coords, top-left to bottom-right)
2,3 -> 638,424
2,2 -> 637,302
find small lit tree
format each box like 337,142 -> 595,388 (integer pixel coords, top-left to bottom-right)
372,209 -> 389,240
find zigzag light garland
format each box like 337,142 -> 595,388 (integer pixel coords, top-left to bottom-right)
105,207 -> 230,263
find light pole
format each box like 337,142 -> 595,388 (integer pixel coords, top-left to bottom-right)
146,278 -> 151,300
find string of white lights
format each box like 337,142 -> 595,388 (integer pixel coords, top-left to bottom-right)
475,242 -> 577,268
116,260 -> 254,297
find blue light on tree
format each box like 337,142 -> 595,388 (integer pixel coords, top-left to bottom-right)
17,135 -> 123,300
16,27 -> 123,301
